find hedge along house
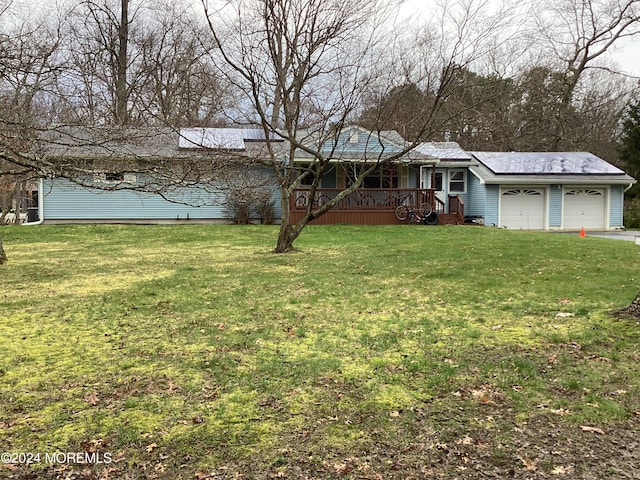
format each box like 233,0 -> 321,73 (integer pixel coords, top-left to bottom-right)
468,152 -> 636,230
34,127 -> 283,224
288,126 -> 469,225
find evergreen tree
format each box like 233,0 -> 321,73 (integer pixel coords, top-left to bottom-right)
619,102 -> 640,197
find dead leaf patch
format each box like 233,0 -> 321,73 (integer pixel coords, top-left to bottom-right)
580,425 -> 605,435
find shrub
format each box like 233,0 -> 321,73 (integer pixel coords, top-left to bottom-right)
223,189 -> 254,224
624,196 -> 640,229
255,190 -> 276,225
223,187 -> 277,224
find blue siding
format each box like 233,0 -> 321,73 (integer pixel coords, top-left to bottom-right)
408,166 -> 419,188
43,177 -> 282,221
611,185 -> 624,227
548,185 -> 562,228
484,185 -> 500,227
466,173 -> 485,217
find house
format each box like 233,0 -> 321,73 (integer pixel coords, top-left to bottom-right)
29,126 -> 636,230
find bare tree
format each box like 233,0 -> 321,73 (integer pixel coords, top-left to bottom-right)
135,0 -> 230,126
62,0 -> 142,126
59,0 -> 229,126
534,0 -> 640,149
0,4 -> 61,221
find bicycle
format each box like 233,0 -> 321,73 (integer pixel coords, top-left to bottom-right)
394,203 -> 439,225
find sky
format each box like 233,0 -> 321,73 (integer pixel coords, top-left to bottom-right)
608,36 -> 640,77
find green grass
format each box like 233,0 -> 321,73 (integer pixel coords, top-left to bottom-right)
1,224 -> 639,478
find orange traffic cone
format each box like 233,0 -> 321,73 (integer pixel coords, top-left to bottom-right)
579,227 -> 586,237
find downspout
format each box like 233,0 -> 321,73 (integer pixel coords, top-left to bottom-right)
22,178 -> 44,226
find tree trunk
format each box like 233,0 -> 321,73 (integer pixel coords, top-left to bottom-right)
613,290 -> 640,318
273,182 -> 304,253
115,0 -> 129,125
274,221 -> 295,253
0,237 -> 7,265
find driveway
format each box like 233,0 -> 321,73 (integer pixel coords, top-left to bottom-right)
563,230 -> 640,242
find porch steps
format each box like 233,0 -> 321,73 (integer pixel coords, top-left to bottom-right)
439,213 -> 464,225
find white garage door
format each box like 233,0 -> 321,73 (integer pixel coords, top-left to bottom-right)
563,188 -> 606,230
501,188 -> 545,229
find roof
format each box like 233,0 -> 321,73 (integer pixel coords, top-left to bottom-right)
292,127 -> 445,164
470,152 -> 636,185
37,126 -> 280,160
178,128 -> 282,149
415,142 -> 472,161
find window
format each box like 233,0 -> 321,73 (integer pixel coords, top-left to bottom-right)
299,164 -> 317,186
363,165 -> 398,189
94,172 -> 136,184
449,170 -> 466,193
105,172 -> 124,182
345,164 -> 398,189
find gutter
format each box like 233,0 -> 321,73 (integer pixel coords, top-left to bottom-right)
22,178 -> 44,226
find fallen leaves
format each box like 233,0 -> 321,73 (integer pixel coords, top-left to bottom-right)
455,436 -> 474,446
580,425 -> 605,435
85,391 -> 100,406
519,456 -> 538,471
146,442 -> 159,453
551,464 -> 575,475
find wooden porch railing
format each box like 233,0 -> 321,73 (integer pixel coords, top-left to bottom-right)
291,188 -> 435,211
448,195 -> 465,224
290,188 -> 465,225
432,195 -> 465,224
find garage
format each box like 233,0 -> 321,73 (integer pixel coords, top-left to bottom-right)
471,152 -> 634,231
563,188 -> 606,230
500,188 -> 545,229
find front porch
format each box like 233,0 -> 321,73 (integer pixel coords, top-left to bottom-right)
289,188 -> 464,225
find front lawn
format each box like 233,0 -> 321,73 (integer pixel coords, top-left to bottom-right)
0,225 -> 639,479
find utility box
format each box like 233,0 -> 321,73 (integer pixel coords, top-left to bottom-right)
27,207 -> 39,223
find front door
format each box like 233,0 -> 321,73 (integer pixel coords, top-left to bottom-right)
421,167 -> 446,210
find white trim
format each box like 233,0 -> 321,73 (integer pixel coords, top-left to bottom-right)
448,169 -> 467,194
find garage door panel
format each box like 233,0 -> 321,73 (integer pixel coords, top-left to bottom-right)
501,188 -> 545,230
564,189 -> 605,230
